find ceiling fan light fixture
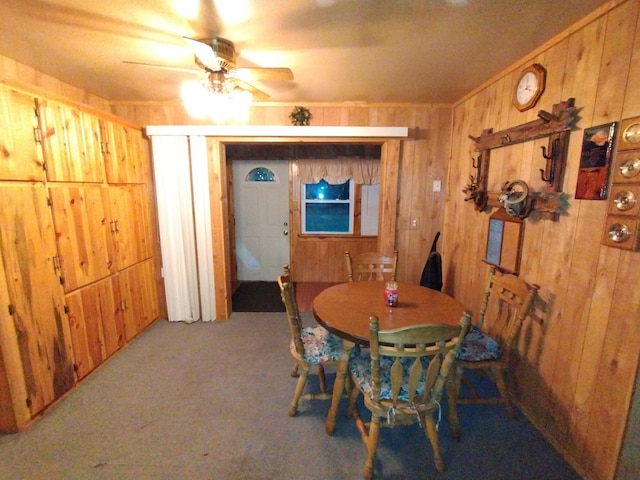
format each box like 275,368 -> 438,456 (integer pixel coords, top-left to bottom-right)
181,80 -> 251,124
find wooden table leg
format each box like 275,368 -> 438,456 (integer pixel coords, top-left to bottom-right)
326,339 -> 354,435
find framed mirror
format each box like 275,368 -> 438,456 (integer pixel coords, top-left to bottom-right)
484,207 -> 524,274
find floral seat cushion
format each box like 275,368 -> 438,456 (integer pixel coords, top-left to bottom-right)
349,348 -> 430,402
456,325 -> 502,361
292,326 -> 342,364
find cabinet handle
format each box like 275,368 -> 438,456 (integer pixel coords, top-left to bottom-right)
33,126 -> 42,144
114,220 -> 119,233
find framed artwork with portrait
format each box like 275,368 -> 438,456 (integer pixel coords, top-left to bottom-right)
575,122 -> 617,200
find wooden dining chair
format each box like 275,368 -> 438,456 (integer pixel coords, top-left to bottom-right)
454,265 -> 540,419
345,250 -> 398,282
348,312 -> 471,478
278,266 -> 343,416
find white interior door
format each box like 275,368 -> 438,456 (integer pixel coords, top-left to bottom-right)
233,160 -> 290,281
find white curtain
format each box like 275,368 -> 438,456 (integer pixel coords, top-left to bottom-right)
150,135 -> 216,322
189,136 -> 216,322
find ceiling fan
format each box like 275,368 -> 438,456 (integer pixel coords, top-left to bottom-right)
125,36 -> 294,101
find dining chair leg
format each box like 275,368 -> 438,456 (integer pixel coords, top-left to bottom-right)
423,415 -> 446,473
318,364 -> 327,393
492,366 -> 515,419
290,363 -> 299,377
363,415 -> 381,480
326,340 -> 354,434
290,363 -> 310,417
444,374 -> 462,441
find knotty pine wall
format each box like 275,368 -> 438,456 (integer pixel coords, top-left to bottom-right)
444,1 -> 640,479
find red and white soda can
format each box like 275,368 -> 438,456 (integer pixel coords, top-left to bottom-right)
384,281 -> 399,307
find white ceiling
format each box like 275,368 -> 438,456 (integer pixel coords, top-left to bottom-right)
0,0 -> 609,104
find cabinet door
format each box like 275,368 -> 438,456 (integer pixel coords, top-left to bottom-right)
118,259 -> 159,341
108,184 -> 154,270
65,277 -> 125,380
101,119 -> 150,184
0,184 -> 75,429
37,99 -> 104,183
49,184 -> 115,292
0,86 -> 45,181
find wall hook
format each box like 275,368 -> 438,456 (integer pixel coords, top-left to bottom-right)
539,138 -> 559,185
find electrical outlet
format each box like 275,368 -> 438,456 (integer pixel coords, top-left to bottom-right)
433,180 -> 442,192
410,218 -> 418,228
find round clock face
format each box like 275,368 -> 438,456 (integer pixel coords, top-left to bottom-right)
623,122 -> 640,144
516,72 -> 538,105
513,64 -> 546,111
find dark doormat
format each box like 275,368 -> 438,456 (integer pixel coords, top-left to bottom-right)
232,281 -> 286,312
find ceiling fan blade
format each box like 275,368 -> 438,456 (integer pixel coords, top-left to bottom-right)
183,36 -> 221,71
123,60 -> 200,74
230,67 -> 294,82
228,78 -> 270,102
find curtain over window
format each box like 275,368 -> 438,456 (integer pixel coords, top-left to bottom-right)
296,158 -> 380,185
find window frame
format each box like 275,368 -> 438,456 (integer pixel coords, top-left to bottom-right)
301,179 -> 356,234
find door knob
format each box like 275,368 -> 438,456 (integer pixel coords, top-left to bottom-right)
283,230 -> 289,236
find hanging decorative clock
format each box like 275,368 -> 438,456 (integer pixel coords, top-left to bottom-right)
513,63 -> 547,112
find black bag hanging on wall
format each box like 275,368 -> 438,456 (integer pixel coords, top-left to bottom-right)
420,232 -> 442,291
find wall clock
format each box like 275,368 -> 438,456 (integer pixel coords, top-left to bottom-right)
513,63 -> 546,112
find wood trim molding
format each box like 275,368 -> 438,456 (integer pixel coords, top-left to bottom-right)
145,125 -> 409,139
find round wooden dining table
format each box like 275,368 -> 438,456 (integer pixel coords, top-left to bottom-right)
313,281 -> 471,435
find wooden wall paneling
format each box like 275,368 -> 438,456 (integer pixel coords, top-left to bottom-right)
0,183 -> 75,429
532,14 -> 607,450
348,107 -> 369,126
37,99 -> 104,183
293,237 -> 377,282
0,86 -> 44,181
622,3 -> 640,120
395,136 -> 416,280
207,138 -> 232,320
378,139 -> 400,256
444,4 -> 640,479
588,249 -> 640,478
593,2 -> 638,123
48,184 -> 114,292
560,5 -> 635,463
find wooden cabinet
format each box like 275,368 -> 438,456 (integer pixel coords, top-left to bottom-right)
37,98 -> 105,183
48,184 -> 115,292
107,184 -> 154,270
118,260 -> 159,341
100,119 -> 151,184
0,183 -> 76,431
65,278 -> 124,380
0,86 -> 44,181
0,85 -> 160,432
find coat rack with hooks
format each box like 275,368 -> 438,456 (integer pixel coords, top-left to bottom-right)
464,98 -> 579,221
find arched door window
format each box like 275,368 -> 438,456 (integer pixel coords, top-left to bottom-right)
245,167 -> 276,182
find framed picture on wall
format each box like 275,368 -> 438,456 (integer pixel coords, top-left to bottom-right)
575,122 -> 617,200
484,207 -> 524,274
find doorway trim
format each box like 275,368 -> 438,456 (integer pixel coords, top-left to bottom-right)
146,126 -> 408,320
